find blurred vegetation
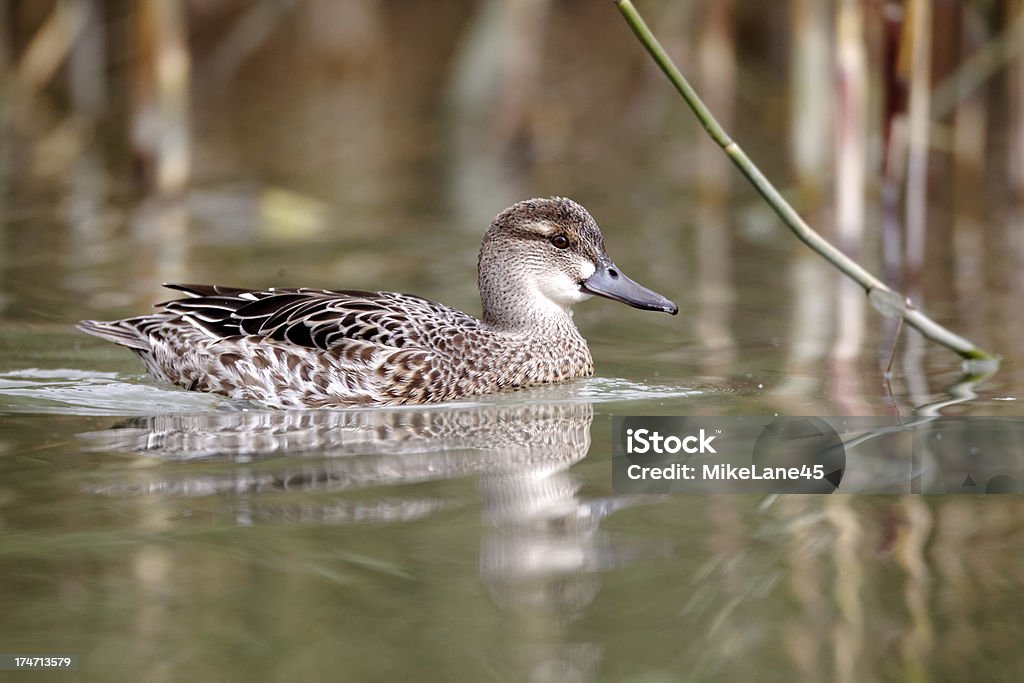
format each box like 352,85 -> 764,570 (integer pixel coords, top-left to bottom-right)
617,0 -> 998,359
2,0 -> 1023,364
4,1 -> 1022,198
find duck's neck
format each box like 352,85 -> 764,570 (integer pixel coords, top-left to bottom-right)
478,276 -> 579,336
482,303 -> 581,339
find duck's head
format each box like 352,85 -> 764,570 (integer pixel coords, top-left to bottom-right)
478,197 -> 678,327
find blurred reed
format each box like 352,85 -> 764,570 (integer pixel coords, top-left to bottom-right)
447,0 -> 550,227
693,0 -> 736,372
931,2 -> 1024,120
902,0 -> 932,289
951,5 -> 989,334
12,0 -> 86,97
67,0 -> 104,125
789,0 -> 831,207
1005,0 -> 1024,351
896,497 -> 934,678
880,1 -> 907,290
832,0 -> 868,410
132,0 -> 190,198
778,0 -> 833,404
615,0 -> 995,362
828,497 -> 865,683
1011,1 -> 1024,203
203,0 -> 300,86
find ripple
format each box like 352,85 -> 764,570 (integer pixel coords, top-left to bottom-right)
0,368 -> 226,415
0,367 -> 703,416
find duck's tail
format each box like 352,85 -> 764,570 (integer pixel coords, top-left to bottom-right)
77,319 -> 152,351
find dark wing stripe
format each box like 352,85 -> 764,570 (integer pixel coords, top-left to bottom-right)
341,301 -> 386,312
284,320 -> 316,347
164,283 -> 259,298
259,301 -> 334,339
188,317 -> 239,337
323,329 -> 349,348
129,287 -> 478,353
233,294 -> 311,321
171,298 -> 241,310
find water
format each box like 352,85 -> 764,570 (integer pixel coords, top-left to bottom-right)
4,3 -> 1024,681
2,342 -> 1022,681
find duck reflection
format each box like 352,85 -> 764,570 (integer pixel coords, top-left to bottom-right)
82,402 -> 595,492
83,400 -> 644,680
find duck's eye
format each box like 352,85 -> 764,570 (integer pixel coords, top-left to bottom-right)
550,234 -> 570,249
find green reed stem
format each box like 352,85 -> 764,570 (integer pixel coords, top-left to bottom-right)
613,0 -> 995,362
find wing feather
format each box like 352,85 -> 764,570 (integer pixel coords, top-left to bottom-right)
154,284 -> 479,353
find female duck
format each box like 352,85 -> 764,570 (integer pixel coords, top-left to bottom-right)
78,197 -> 677,408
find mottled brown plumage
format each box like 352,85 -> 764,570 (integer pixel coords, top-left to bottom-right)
78,198 -> 676,408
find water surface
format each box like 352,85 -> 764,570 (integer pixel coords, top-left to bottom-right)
3,3 -> 1024,681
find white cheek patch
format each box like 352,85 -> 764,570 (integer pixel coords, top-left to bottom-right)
535,273 -> 588,308
534,257 -> 597,308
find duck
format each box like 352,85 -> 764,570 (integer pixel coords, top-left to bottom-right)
77,197 -> 677,408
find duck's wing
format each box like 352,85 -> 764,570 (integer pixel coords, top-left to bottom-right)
160,284 -> 479,352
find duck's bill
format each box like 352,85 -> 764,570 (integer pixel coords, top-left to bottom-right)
581,258 -> 678,315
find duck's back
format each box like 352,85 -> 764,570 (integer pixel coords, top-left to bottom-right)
78,284 -> 592,407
